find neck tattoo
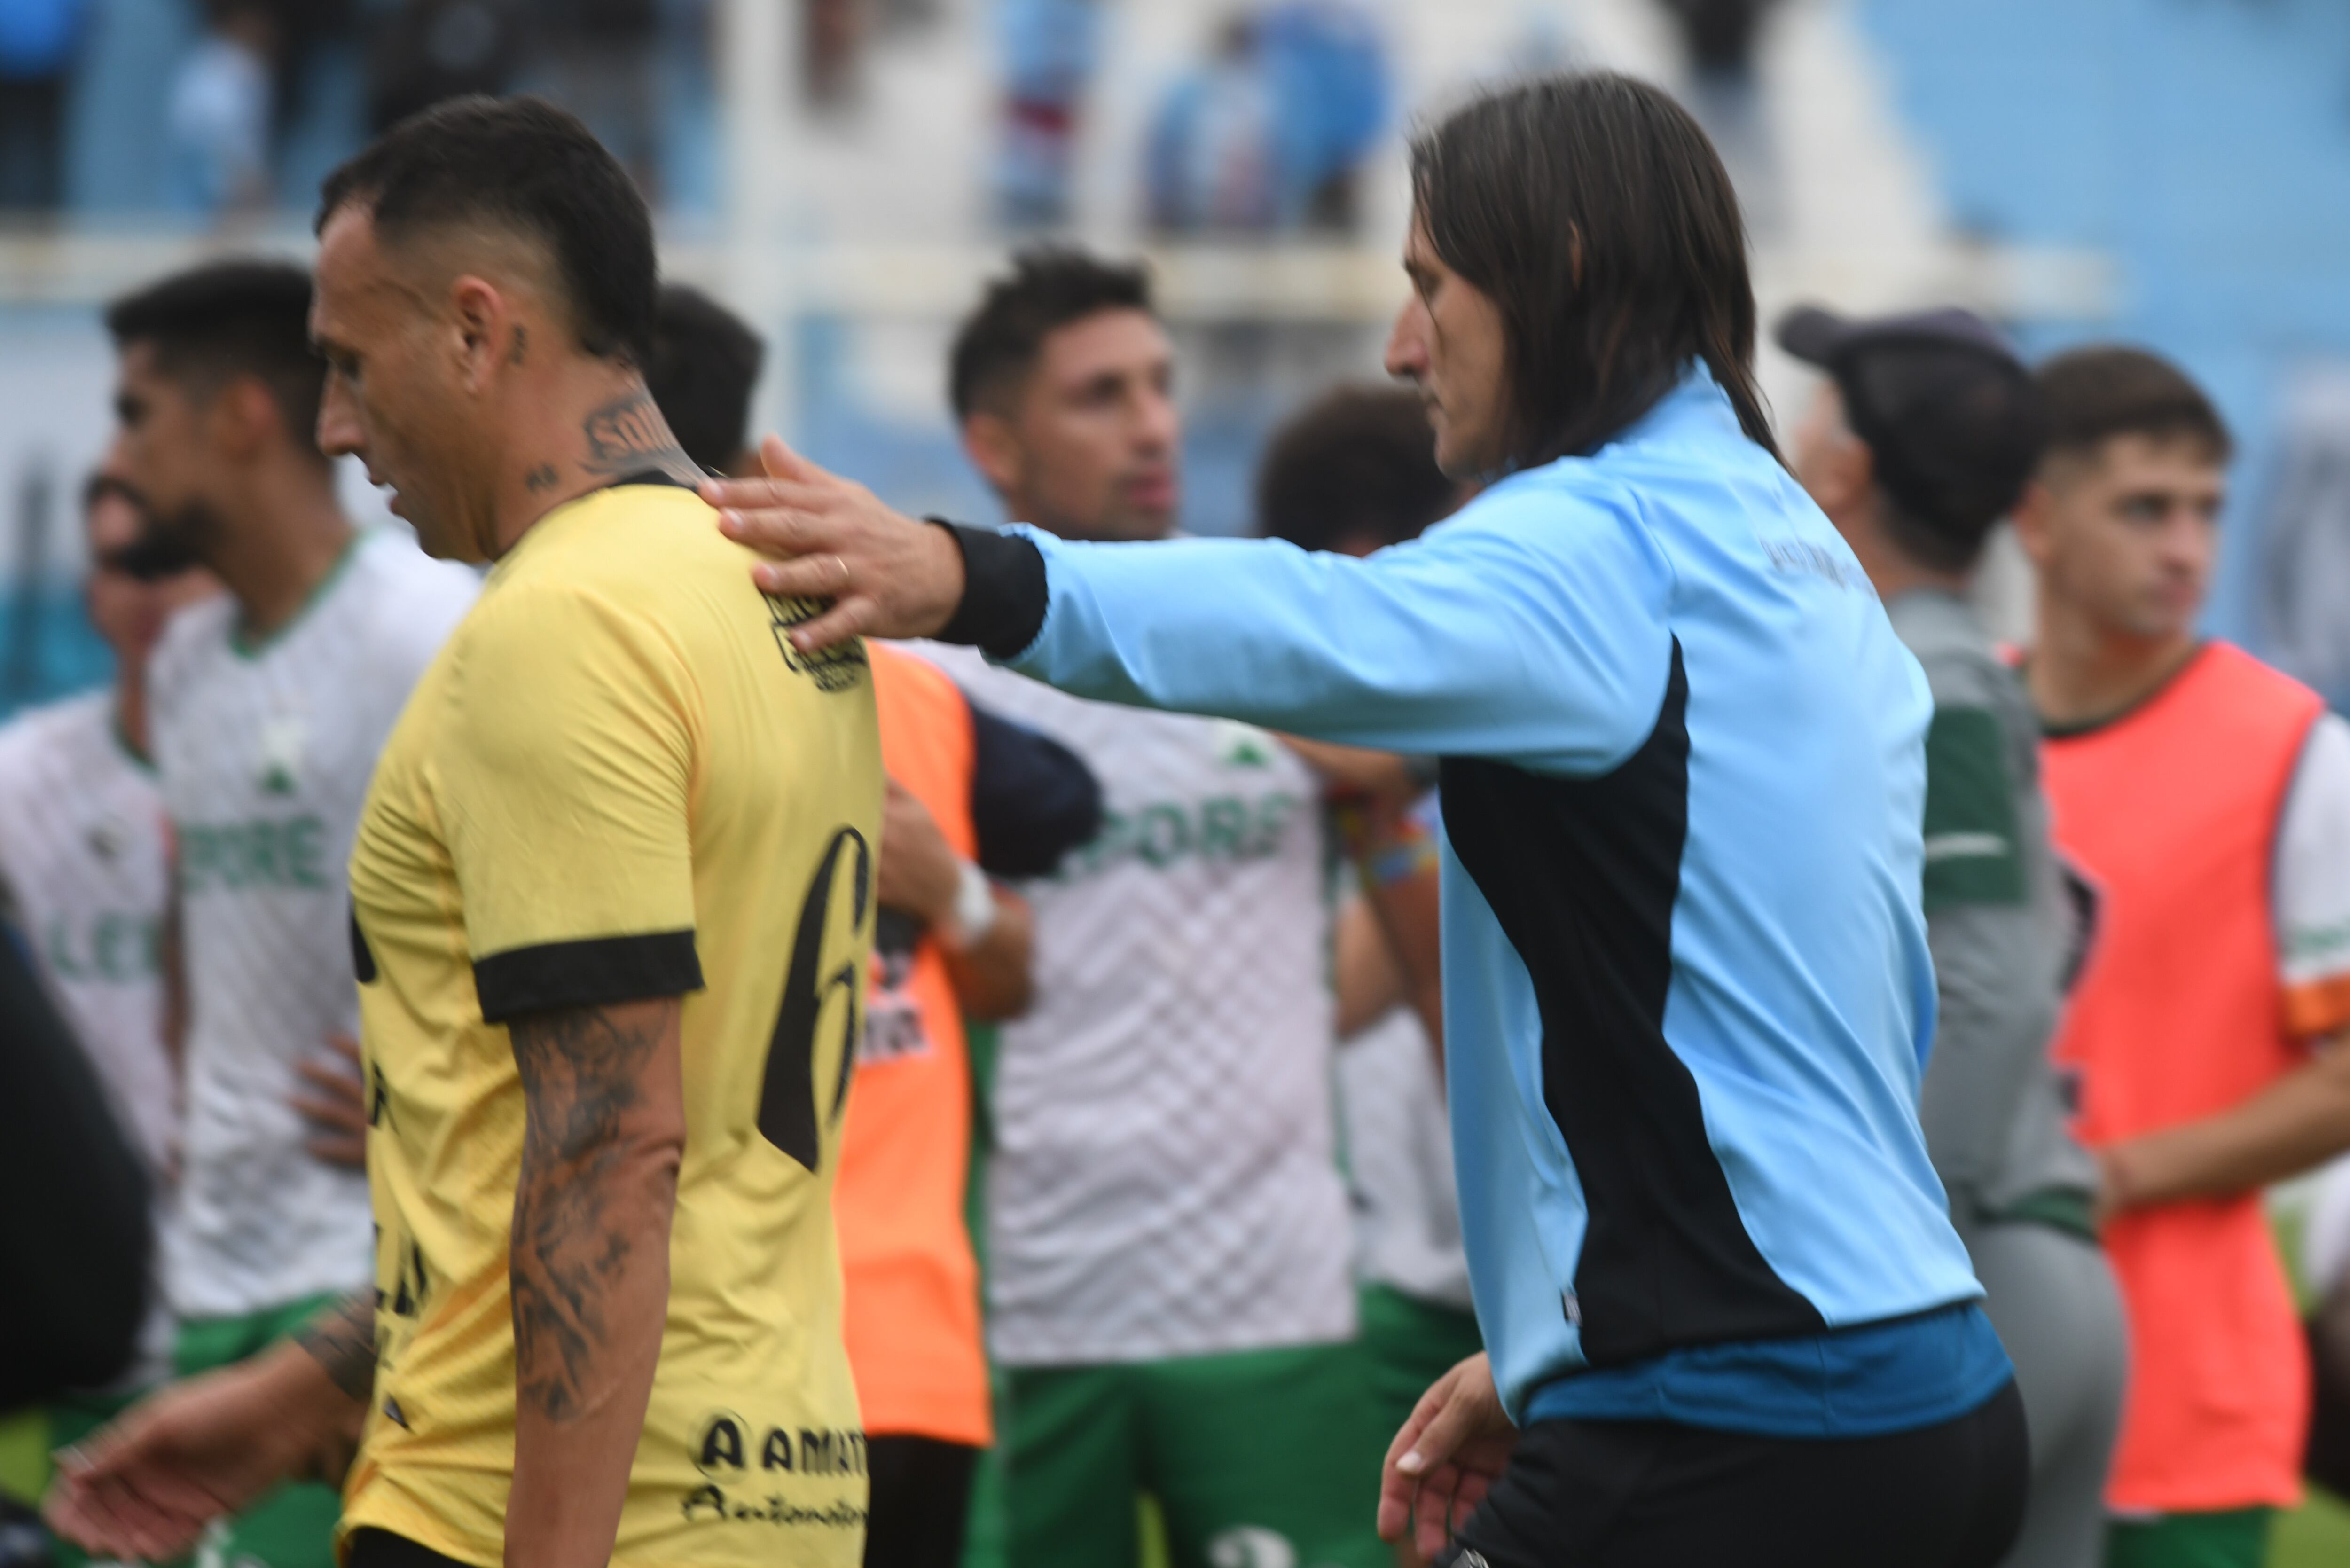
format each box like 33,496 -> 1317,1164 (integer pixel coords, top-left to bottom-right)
581,389 -> 694,480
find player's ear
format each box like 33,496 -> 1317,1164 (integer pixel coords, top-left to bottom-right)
447,274 -> 505,394
961,411 -> 1023,497
212,376 -> 283,463
2012,475 -> 2057,568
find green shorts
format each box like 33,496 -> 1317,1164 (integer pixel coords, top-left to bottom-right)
2103,1507 -> 2272,1568
1003,1341 -> 1389,1568
171,1294 -> 345,1568
1355,1285 -> 1484,1447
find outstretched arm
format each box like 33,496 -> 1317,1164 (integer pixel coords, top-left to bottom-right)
505,996 -> 687,1568
707,437 -> 1671,770
45,1292 -> 371,1563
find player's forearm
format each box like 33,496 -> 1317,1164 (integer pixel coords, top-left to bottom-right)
1346,803 -> 1446,1063
505,998 -> 685,1568
284,1292 -> 376,1481
2106,1027 -> 2350,1212
942,886 -> 1034,1022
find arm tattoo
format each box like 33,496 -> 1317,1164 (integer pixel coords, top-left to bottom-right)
293,1291 -> 378,1403
580,389 -> 698,484
508,1003 -> 666,1423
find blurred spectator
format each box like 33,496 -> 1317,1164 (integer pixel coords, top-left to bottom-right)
529,0 -> 660,196
1146,15 -> 1276,232
1657,0 -> 1780,235
1145,1 -> 1389,235
365,0 -> 522,135
993,0 -> 1101,228
0,0 -> 86,210
164,0 -> 278,217
806,0 -> 864,109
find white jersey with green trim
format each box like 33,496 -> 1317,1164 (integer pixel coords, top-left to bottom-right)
924,643 -> 1355,1365
151,529 -> 477,1319
0,690 -> 178,1385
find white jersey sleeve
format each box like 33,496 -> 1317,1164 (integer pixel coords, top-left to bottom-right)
2277,712 -> 2350,1040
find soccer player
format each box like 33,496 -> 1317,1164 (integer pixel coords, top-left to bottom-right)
81,258 -> 479,1568
0,477 -> 213,1540
1782,305 -> 2126,1568
1254,386 -> 1478,1517
875,247 -> 1384,1568
46,97 -> 883,1568
2014,347 -> 2350,1568
710,72 -> 2029,1567
646,282 -> 1104,1568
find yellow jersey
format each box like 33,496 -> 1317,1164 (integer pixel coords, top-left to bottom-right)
343,478 -> 882,1567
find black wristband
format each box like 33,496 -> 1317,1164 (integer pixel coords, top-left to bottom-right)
929,519 -> 1050,659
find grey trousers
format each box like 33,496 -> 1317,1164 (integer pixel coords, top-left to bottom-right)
1958,1218 -> 2130,1568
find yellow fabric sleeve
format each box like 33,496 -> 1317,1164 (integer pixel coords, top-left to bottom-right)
437,581 -> 704,1020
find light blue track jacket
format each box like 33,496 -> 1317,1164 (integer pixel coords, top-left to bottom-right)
991,368 -> 2009,1436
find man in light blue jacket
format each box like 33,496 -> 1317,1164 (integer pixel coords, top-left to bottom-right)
713,71 -> 2028,1568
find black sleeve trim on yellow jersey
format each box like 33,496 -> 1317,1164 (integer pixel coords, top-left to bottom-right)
472,930 -> 704,1023
350,908 -> 377,985
930,519 -> 1049,660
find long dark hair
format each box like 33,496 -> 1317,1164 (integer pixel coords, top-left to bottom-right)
1410,73 -> 1779,469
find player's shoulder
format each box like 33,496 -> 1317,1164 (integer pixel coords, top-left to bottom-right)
345,529 -> 480,635
351,526 -> 479,598
1888,592 -> 2014,707
452,485 -> 740,669
2286,711 -> 2350,818
0,690 -> 111,783
148,593 -> 237,698
500,480 -> 733,598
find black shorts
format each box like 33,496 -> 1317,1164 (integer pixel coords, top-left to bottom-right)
346,1531 -> 465,1568
1434,1379 -> 2027,1568
865,1434 -> 980,1568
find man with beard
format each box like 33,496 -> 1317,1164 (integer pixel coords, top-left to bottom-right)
85,259 -> 476,1568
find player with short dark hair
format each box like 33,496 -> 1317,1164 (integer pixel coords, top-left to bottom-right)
58,255 -> 477,1568
2036,346 -> 2232,468
859,244 -> 1389,1568
948,247 -> 1153,424
48,95 -> 885,1568
2016,345 -> 2350,1568
102,261 -> 329,480
316,94 -> 661,367
1783,304 -> 2126,1568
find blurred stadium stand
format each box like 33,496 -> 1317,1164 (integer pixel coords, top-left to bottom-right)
13,0 -> 2350,719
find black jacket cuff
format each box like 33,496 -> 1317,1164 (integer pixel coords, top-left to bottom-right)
930,520 -> 1049,660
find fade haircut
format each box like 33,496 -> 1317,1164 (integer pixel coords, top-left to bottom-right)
1411,73 -> 1777,468
949,247 -> 1154,421
104,260 -> 326,461
2037,345 -> 2232,468
645,284 -> 766,474
1257,385 -> 1456,553
316,95 -> 658,366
